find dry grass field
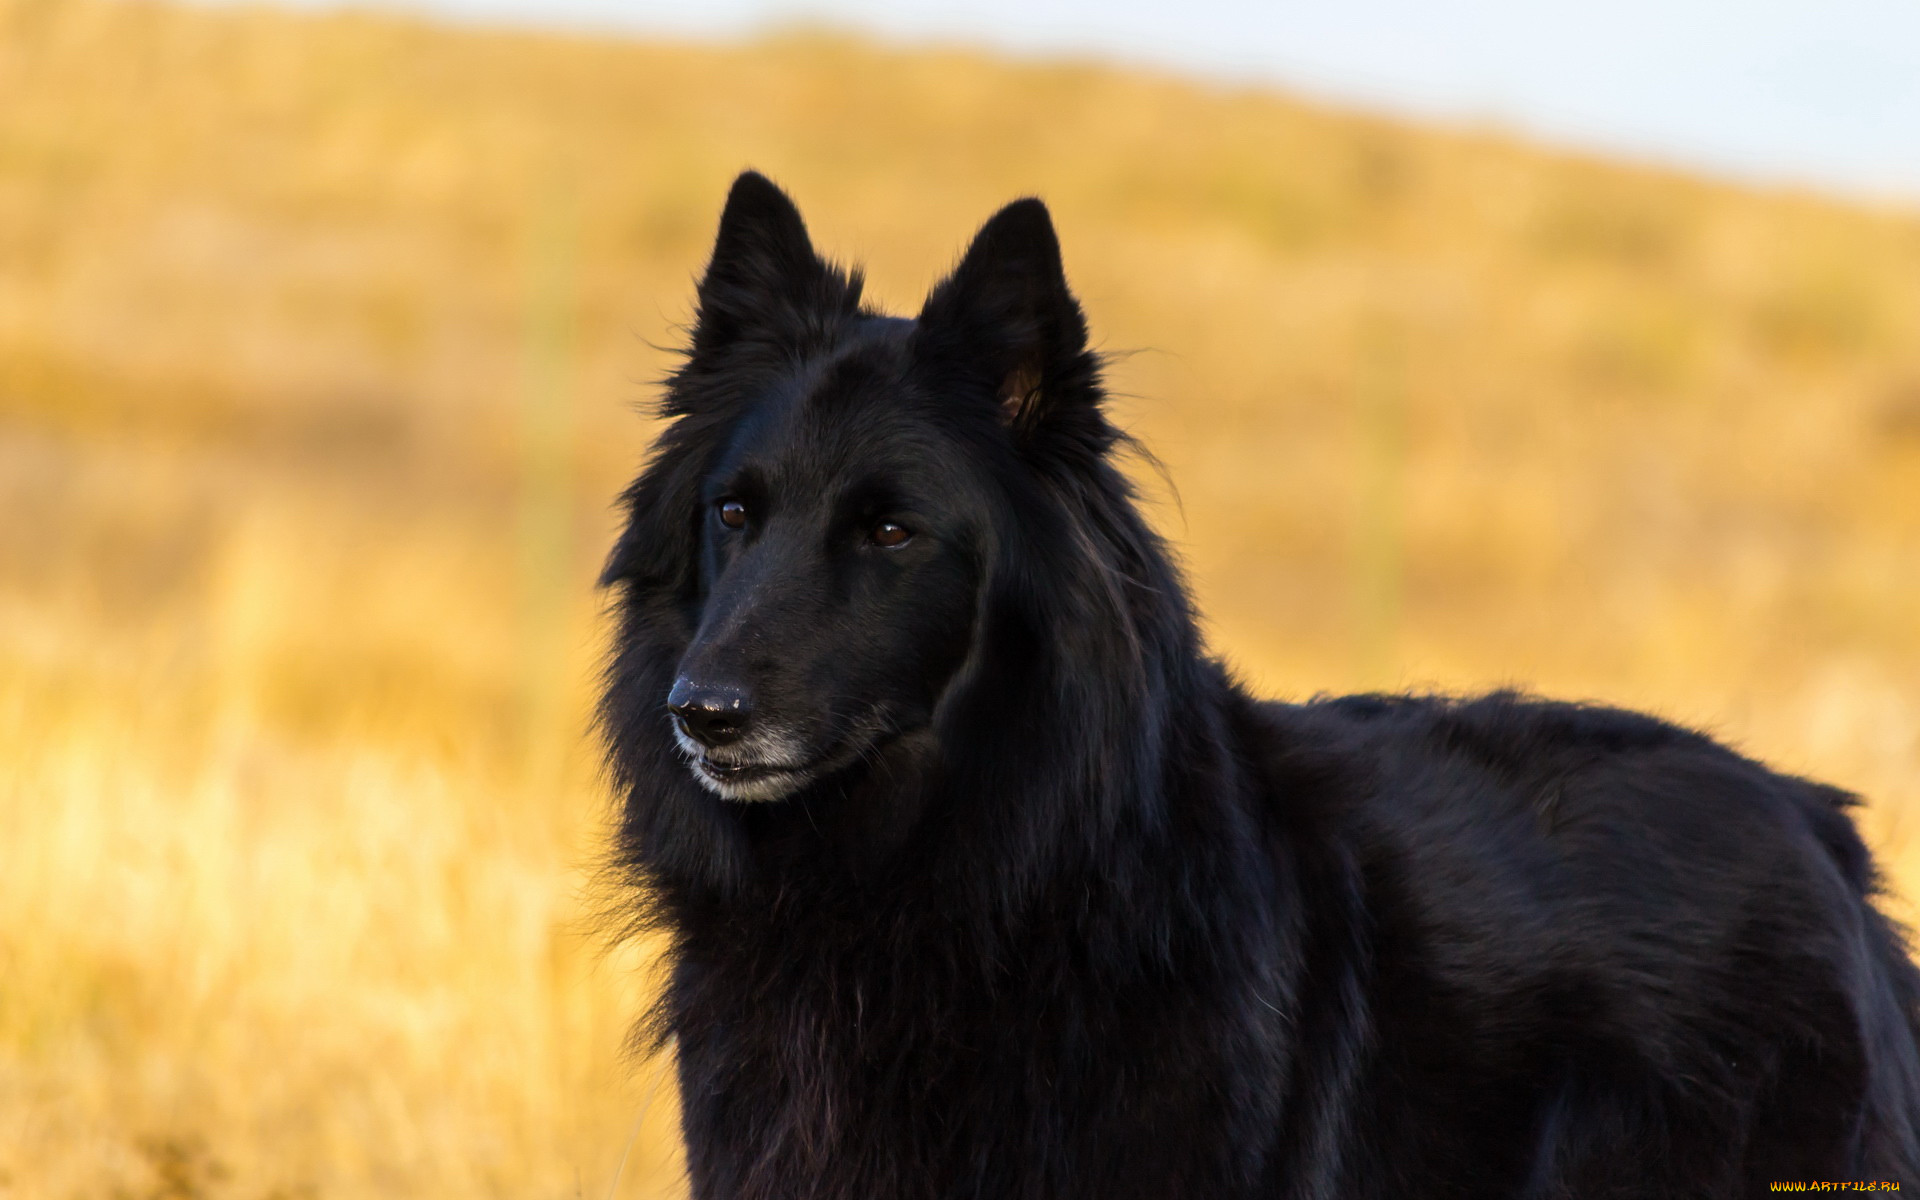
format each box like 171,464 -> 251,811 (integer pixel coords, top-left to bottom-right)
3,0 -> 1920,1194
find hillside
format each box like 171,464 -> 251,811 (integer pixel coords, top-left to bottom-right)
3,0 -> 1919,1194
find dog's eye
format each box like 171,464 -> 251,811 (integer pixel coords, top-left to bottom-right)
869,521 -> 913,549
717,500 -> 748,530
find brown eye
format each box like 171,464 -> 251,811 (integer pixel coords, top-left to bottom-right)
870,521 -> 912,548
717,500 -> 747,530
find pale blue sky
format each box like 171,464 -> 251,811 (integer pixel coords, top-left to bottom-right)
243,0 -> 1920,199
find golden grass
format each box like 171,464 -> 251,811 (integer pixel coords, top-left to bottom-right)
4,0 -> 1920,1194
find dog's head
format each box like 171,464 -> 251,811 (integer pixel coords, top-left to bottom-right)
602,173 -> 1129,816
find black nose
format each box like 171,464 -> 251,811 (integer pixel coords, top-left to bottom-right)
667,676 -> 753,748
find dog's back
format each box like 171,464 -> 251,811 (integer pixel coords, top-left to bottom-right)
1247,692 -> 1920,1190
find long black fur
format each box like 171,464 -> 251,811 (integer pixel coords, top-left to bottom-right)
600,172 -> 1920,1198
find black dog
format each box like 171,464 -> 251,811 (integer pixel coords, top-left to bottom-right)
599,172 -> 1920,1198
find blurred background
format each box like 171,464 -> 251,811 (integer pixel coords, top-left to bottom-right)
3,0 -> 1917,1195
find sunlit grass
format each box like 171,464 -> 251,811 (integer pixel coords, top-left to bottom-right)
3,0 -> 1919,1194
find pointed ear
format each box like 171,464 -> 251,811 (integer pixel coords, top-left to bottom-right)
688,171 -> 850,360
914,198 -> 1095,435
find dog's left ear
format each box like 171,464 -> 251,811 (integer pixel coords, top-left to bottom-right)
686,171 -> 859,366
915,199 -> 1100,440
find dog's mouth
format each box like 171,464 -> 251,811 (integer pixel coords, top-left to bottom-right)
673,717 -> 891,803
696,757 -> 779,783
671,722 -> 826,802
691,753 -> 818,795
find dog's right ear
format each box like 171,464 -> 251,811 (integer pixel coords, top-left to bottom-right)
685,171 -> 852,365
914,198 -> 1101,449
